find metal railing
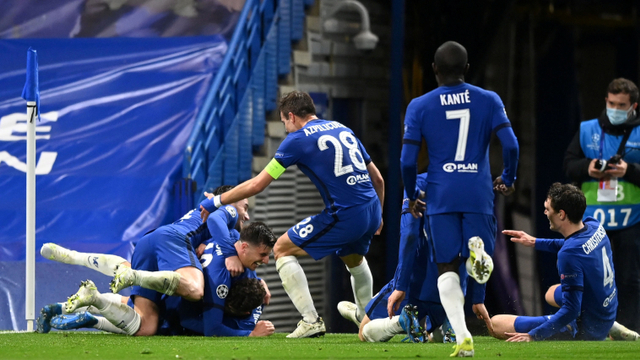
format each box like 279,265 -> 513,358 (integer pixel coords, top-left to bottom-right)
182,0 -> 312,203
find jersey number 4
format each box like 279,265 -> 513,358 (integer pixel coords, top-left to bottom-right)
318,131 -> 366,176
602,247 -> 614,289
446,109 -> 470,161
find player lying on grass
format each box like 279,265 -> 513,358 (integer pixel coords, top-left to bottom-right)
494,183 -> 638,341
41,185 -> 251,301
38,277 -> 267,336
38,222 -> 276,337
339,173 -> 487,343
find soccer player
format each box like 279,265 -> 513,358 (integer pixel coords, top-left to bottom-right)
495,183 -> 619,341
200,91 -> 384,338
494,183 -> 639,342
338,173 -> 456,342
54,222 -> 276,337
400,41 -> 519,356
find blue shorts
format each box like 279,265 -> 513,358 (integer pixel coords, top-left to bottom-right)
130,227 -> 202,303
428,213 -> 496,264
288,198 -> 382,260
553,285 -> 612,340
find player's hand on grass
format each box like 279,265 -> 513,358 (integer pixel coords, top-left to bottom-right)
493,176 -> 515,196
502,230 -> 536,247
505,332 -> 532,342
387,290 -> 406,318
225,256 -> 244,277
260,279 -> 271,305
472,303 -> 495,337
249,320 -> 275,337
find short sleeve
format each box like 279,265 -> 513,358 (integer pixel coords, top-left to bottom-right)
274,135 -> 302,168
403,100 -> 422,143
489,92 -> 510,130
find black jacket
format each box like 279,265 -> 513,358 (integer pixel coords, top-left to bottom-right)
564,109 -> 640,186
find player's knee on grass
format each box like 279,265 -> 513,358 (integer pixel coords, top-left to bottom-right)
175,266 -> 204,301
490,314 -> 517,340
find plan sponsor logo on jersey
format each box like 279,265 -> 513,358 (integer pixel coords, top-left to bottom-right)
216,284 -> 229,299
442,162 -> 478,173
225,205 -> 237,218
346,173 -> 370,185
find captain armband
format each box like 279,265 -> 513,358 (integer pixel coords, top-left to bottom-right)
265,158 -> 286,179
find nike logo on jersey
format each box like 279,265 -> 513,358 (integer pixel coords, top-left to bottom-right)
440,90 -> 471,106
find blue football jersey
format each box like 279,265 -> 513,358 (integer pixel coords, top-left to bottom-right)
274,119 -> 377,212
173,240 -> 256,337
532,217 -> 617,339
403,83 -> 510,215
557,217 -> 617,336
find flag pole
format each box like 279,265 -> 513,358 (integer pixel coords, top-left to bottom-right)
22,48 -> 39,332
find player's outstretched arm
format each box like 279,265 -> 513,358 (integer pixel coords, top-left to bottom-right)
472,303 -> 495,337
502,230 -> 536,247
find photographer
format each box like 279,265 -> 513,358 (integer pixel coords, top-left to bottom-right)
564,78 -> 640,332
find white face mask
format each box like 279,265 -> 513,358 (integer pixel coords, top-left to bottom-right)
607,105 -> 635,125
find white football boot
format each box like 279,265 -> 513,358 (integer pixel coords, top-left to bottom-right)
286,317 -> 326,338
337,301 -> 361,328
466,236 -> 493,284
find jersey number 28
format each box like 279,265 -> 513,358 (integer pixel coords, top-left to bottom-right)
318,131 -> 366,177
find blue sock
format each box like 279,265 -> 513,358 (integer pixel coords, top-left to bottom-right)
514,316 -> 549,333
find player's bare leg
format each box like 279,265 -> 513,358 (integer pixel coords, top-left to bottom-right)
110,265 -> 202,301
274,233 -> 325,338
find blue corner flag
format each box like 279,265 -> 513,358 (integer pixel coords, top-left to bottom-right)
21,47 -> 40,121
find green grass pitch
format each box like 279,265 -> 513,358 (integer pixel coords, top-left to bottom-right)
0,332 -> 638,359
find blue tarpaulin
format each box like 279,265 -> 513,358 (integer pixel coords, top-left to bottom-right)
0,36 -> 226,329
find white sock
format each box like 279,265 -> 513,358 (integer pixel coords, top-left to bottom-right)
346,258 -> 373,321
276,256 -> 318,323
362,316 -> 403,342
85,294 -> 124,316
133,270 -> 180,296
438,271 -> 471,344
96,300 -> 141,335
41,243 -> 126,276
94,316 -> 127,334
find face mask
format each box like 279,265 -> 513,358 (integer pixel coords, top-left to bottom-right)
607,106 -> 635,125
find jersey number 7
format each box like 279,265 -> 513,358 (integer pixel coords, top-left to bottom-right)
446,109 -> 470,161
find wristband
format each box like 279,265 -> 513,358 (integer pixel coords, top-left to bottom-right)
213,195 -> 223,208
199,196 -> 218,213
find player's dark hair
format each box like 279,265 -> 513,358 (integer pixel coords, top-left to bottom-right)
212,185 -> 234,196
224,278 -> 265,317
278,91 -> 316,119
607,78 -> 639,104
240,221 -> 277,248
547,182 -> 586,224
434,41 -> 468,78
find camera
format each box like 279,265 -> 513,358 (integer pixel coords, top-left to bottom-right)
595,154 -> 622,172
